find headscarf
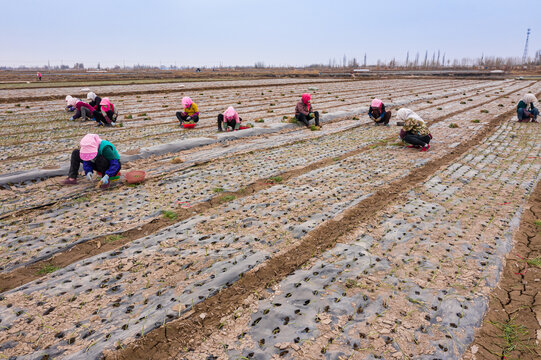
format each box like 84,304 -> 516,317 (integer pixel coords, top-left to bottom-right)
224,106 -> 236,119
65,95 -> 73,103
302,93 -> 311,105
100,98 -> 113,112
371,99 -> 383,108
87,92 -> 97,101
79,134 -> 102,161
522,93 -> 537,105
396,108 -> 425,123
67,97 -> 78,107
182,96 -> 193,109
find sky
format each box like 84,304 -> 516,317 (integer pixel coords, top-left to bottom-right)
1,0 -> 540,68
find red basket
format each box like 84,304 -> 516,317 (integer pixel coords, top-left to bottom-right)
125,170 -> 146,184
239,126 -> 251,130
182,123 -> 196,129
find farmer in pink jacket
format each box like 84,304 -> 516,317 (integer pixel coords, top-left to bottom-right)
99,97 -> 118,124
295,93 -> 320,128
218,106 -> 242,131
67,97 -> 95,122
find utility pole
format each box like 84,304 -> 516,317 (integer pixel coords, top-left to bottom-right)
522,28 -> 531,64
363,53 -> 366,67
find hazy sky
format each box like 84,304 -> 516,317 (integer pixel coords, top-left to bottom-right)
1,0 -> 539,67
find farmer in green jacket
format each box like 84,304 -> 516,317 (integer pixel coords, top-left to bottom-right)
62,134 -> 121,188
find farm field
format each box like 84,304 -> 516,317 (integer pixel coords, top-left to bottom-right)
0,77 -> 540,360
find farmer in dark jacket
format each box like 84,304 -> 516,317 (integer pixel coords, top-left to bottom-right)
368,99 -> 391,126
62,134 -> 121,188
295,93 -> 320,128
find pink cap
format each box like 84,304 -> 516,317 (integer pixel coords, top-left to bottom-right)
371,99 -> 383,108
302,93 -> 311,105
79,134 -> 101,161
181,96 -> 193,108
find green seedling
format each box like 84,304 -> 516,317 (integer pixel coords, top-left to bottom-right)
268,176 -> 283,184
237,101 -> 241,104
498,104 -> 504,107
37,264 -> 60,275
138,113 -> 147,116
25,106 -> 30,109
162,105 -> 169,108
75,196 -> 90,203
489,317 -> 534,358
267,109 -> 274,113
460,101 -> 466,104
161,210 -> 178,220
449,123 -> 459,128
137,100 -> 142,102
105,234 -> 124,243
143,117 -> 151,120
255,118 -> 264,123
219,195 -> 236,203
15,104 -> 20,107
213,187 -> 224,193
352,116 -> 359,120
310,125 -> 321,131
525,257 -> 541,267
437,107 -> 442,110
480,109 -> 489,113
245,123 -> 254,128
6,110 -> 12,113
288,117 -> 298,124
471,119 -> 480,123
125,114 -> 133,119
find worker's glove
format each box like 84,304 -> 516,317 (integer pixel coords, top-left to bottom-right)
186,116 -> 192,121
69,117 -> 74,121
99,174 -> 109,185
86,172 -> 93,181
309,112 -> 314,119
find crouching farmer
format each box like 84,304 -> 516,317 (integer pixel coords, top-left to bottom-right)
218,106 -> 242,131
397,108 -> 432,152
62,134 -> 121,188
67,97 -> 95,122
295,93 -> 320,128
368,99 -> 391,126
99,98 -> 118,124
176,97 -> 199,125
517,93 -> 539,123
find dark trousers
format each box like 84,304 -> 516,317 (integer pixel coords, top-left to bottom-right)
296,111 -> 320,126
94,111 -> 111,125
375,111 -> 391,125
73,107 -> 93,121
217,114 -> 243,131
68,149 -> 121,178
176,112 -> 199,124
403,133 -> 431,147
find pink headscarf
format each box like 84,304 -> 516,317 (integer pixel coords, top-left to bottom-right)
181,96 -> 193,109
100,98 -> 114,113
224,106 -> 236,119
302,93 -> 311,105
371,99 -> 383,108
79,134 -> 102,161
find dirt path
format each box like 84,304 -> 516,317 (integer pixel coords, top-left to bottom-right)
464,181 -> 541,359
